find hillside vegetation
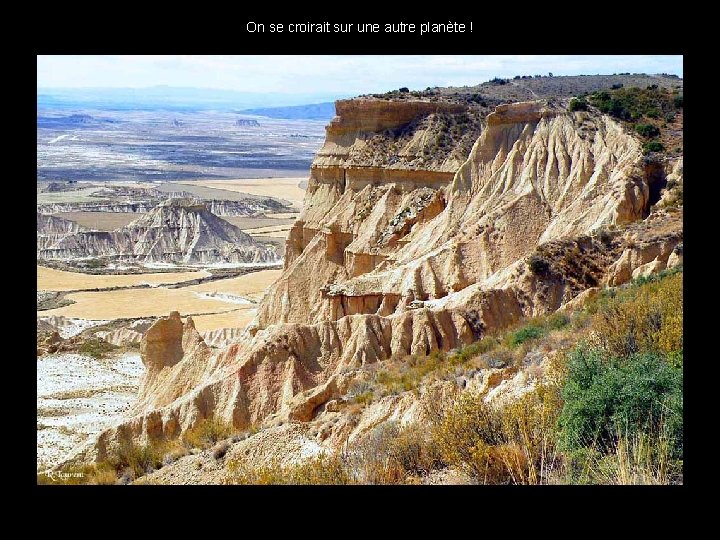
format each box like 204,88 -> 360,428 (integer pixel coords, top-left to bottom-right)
225,268 -> 684,485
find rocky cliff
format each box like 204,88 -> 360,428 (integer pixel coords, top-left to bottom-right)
37,213 -> 87,251
72,95 -> 683,465
37,198 -> 279,264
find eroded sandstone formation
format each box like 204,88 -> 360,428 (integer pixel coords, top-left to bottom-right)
70,96 -> 682,465
37,198 -> 279,264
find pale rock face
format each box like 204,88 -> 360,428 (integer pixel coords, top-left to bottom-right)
37,213 -> 87,251
258,101 -> 647,329
95,328 -> 144,346
605,238 -> 680,286
200,328 -> 245,348
72,98 -> 682,465
37,198 -> 279,264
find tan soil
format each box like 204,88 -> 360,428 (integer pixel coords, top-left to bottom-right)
191,309 -> 257,333
177,178 -> 307,209
37,266 -> 210,292
52,212 -> 137,231
37,269 -> 281,328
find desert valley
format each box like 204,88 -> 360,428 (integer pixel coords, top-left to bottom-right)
38,70 -> 683,485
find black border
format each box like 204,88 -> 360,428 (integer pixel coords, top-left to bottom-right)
28,11 -> 690,520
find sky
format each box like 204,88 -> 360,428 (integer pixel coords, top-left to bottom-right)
37,55 -> 683,97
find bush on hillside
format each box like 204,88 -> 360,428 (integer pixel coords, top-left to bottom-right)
558,347 -> 683,459
643,141 -> 665,154
635,123 -> 660,138
528,254 -> 551,275
509,325 -> 544,347
79,338 -> 117,359
568,97 -> 588,112
225,454 -> 353,485
182,418 -> 235,448
595,270 -> 682,356
589,86 -> 673,122
433,385 -> 563,484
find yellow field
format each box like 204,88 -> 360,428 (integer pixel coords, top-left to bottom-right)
37,266 -> 210,292
53,212 -> 137,231
178,178 -> 307,209
188,269 -> 281,301
37,269 -> 281,330
38,287 -> 240,319
192,310 -> 258,333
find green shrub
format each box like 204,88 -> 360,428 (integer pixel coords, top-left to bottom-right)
528,254 -> 551,275
79,338 -> 118,359
547,312 -> 570,331
352,390 -> 374,406
589,86 -> 675,122
673,94 -> 683,108
453,337 -> 499,361
635,123 -> 660,138
509,325 -> 545,347
568,97 -> 588,112
557,347 -> 682,459
643,141 -> 665,154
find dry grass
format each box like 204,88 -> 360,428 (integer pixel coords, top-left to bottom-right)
431,384 -> 563,485
37,265 -> 210,292
225,453 -> 353,485
562,429 -> 680,485
182,418 -> 236,449
352,422 -> 442,484
38,437 -> 193,485
593,270 -> 682,357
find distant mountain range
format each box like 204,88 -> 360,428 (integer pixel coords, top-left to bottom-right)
37,86 -> 350,112
241,102 -> 336,120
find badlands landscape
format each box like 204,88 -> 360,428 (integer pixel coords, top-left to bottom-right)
38,73 -> 683,485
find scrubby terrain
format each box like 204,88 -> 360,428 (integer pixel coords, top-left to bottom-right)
40,74 -> 683,485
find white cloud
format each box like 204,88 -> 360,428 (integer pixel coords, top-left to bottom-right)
37,55 -> 683,95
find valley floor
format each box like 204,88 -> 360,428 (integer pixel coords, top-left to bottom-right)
37,177 -> 304,470
37,351 -> 143,470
